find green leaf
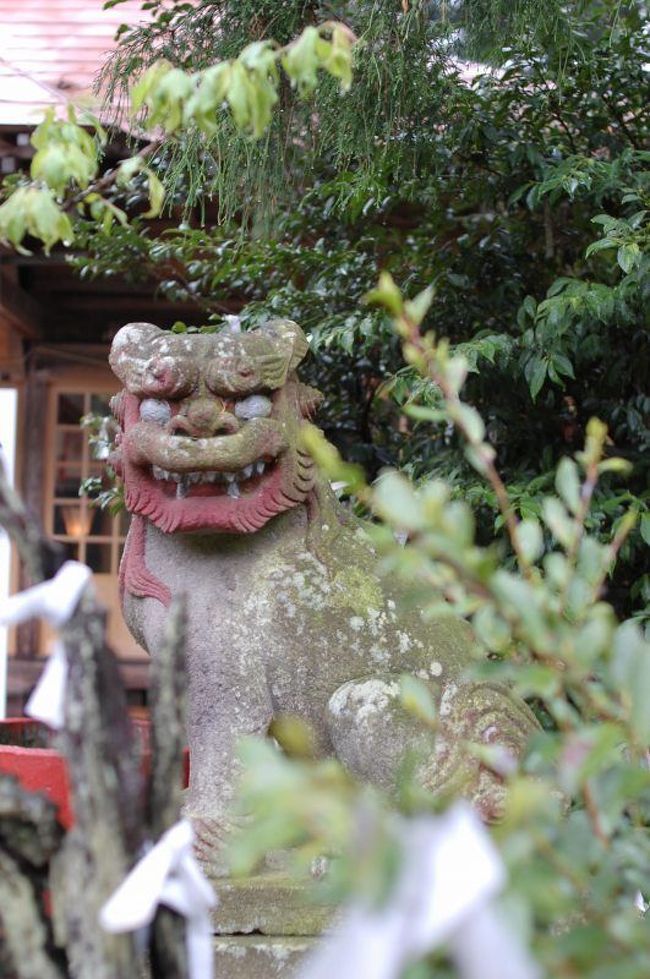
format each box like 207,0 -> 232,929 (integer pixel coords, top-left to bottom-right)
464,443 -> 495,476
552,352 -> 575,379
400,674 -> 437,726
283,26 -> 321,96
323,24 -> 354,92
453,403 -> 485,443
363,272 -> 403,317
491,570 -> 547,640
617,241 -> 641,274
404,405 -> 446,424
0,186 -> 74,254
131,60 -> 174,114
641,513 -> 650,546
597,457 -> 633,476
372,470 -> 423,532
610,621 -> 650,744
143,169 -> 165,218
472,605 -> 512,654
541,497 -> 574,548
555,458 -> 581,515
403,285 -> 434,327
527,357 -> 547,400
517,518 -> 544,564
585,237 -> 616,258
116,155 -> 144,185
444,356 -> 468,395
299,423 -> 365,492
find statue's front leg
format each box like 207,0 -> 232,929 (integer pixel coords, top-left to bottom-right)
185,659 -> 273,870
326,674 -> 538,820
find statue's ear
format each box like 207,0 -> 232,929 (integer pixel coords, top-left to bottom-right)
260,319 -> 310,373
109,323 -> 163,389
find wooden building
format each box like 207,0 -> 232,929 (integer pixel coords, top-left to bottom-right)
0,1 -> 195,712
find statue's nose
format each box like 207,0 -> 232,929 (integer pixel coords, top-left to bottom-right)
168,398 -> 239,437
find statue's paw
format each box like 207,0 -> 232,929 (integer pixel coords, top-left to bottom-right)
422,681 -> 540,822
187,813 -> 234,877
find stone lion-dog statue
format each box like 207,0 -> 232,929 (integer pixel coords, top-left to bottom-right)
109,319 -> 537,860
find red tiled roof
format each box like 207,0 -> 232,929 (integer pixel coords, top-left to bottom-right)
0,0 -> 151,126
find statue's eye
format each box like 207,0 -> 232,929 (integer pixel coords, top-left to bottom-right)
139,398 -> 171,425
234,395 -> 272,420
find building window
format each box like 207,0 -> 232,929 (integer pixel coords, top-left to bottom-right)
41,382 -> 144,661
47,389 -> 129,571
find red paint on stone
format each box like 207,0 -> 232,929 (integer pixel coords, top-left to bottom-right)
0,718 -> 189,829
110,321 -> 320,603
0,719 -> 73,827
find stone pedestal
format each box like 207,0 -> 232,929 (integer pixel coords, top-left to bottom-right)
209,874 -> 334,979
213,937 -> 314,979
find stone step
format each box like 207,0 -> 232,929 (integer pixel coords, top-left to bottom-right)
212,873 -> 335,936
214,936 -> 315,979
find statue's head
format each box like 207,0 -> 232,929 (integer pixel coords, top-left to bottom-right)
109,320 -> 322,533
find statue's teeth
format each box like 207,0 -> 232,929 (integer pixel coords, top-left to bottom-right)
176,477 -> 189,499
225,472 -> 236,482
255,460 -> 265,475
152,465 -> 164,480
241,465 -> 253,480
188,472 -> 201,484
227,481 -> 240,499
171,472 -> 182,483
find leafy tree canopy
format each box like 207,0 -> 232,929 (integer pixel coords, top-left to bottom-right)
0,0 -> 648,623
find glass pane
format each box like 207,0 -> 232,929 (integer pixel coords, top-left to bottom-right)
86,542 -> 112,573
88,506 -> 115,537
52,540 -> 80,562
55,429 -> 84,463
54,503 -> 92,538
57,393 -> 84,424
87,461 -> 109,478
90,393 -> 113,416
54,465 -> 83,499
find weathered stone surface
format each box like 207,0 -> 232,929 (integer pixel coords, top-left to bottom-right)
213,936 -> 313,979
109,318 -> 540,864
211,874 -> 334,936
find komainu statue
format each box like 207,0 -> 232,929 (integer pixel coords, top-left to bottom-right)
109,319 -> 537,854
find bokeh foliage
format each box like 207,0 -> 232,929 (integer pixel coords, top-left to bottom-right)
230,275 -> 650,978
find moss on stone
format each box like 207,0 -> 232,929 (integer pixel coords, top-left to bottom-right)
329,565 -> 383,617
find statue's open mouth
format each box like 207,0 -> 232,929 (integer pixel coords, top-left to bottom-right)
150,459 -> 274,500
117,405 -> 311,533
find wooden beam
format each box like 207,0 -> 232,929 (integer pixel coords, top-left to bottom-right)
7,657 -> 150,694
0,270 -> 43,339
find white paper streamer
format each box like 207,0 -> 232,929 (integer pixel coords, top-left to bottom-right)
223,314 -> 242,333
100,819 -> 217,979
24,641 -> 69,729
299,803 -> 540,979
449,903 -> 541,979
0,561 -> 91,728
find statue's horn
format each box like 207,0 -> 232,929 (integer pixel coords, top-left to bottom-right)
109,323 -> 163,390
260,319 -> 310,372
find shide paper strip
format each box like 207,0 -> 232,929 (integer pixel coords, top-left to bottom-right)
0,561 -> 92,728
100,819 -> 217,979
299,803 -> 541,979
